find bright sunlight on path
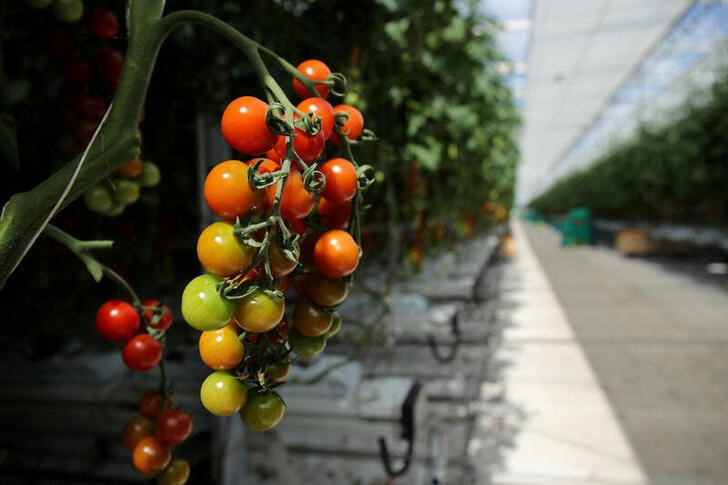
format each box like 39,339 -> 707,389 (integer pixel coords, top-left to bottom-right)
489,220 -> 648,485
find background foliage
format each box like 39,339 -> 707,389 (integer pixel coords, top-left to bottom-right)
0,0 -> 519,345
529,74 -> 728,224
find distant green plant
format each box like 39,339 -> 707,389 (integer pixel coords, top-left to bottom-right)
529,74 -> 728,224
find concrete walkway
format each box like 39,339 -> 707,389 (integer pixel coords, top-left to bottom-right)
487,220 -> 648,485
519,222 -> 728,485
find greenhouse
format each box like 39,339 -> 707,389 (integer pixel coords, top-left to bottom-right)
0,1 -> 726,484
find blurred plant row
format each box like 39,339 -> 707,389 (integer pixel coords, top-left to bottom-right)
529,73 -> 728,224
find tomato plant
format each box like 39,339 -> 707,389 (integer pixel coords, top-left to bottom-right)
292,59 -> 331,99
139,390 -> 163,419
181,274 -> 234,331
234,288 -> 285,333
272,123 -> 325,164
95,300 -> 140,342
155,408 -> 193,445
317,197 -> 351,230
221,96 -> 278,155
319,158 -> 357,204
239,390 -> 285,432
200,371 -> 248,416
296,272 -> 349,307
156,459 -> 191,485
52,0 -> 84,23
122,334 -> 163,372
268,237 -> 299,278
265,356 -> 291,384
292,297 -> 333,337
204,160 -> 262,220
297,98 -> 335,140
86,7 -> 119,40
325,312 -> 342,339
288,327 -> 326,359
265,170 -> 315,221
331,104 -> 364,145
313,229 -> 360,278
132,436 -> 171,477
142,299 -> 173,331
121,416 -> 155,451
197,221 -> 256,277
199,325 -> 245,370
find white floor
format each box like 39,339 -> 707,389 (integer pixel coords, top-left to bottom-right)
486,221 -> 648,485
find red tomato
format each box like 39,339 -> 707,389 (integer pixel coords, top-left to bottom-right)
141,299 -> 173,331
288,218 -> 308,236
62,57 -> 92,86
96,300 -> 140,342
97,47 -> 124,88
264,148 -> 282,163
292,59 -> 331,99
332,105 -> 364,145
221,96 -> 278,155
297,98 -> 335,140
246,157 -> 281,174
139,390 -> 163,419
319,158 -> 357,204
122,335 -> 163,372
318,197 -> 351,230
272,128 -> 325,165
75,94 -> 107,119
204,160 -> 262,220
313,230 -> 360,278
155,408 -> 193,445
86,7 -> 119,40
265,170 -> 315,221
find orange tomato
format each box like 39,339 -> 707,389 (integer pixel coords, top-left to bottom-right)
199,325 -> 245,370
204,160 -> 262,220
313,230 -> 360,278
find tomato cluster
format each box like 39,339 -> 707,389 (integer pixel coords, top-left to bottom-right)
95,298 -> 172,372
28,1 -> 162,217
181,58 -> 372,431
121,390 -> 192,483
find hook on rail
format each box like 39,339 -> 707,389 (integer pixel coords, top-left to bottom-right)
378,381 -> 422,478
426,310 -> 462,363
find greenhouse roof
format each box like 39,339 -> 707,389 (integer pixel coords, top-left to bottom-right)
484,0 -> 727,206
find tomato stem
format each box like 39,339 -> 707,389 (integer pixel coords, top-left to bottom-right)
43,224 -> 142,306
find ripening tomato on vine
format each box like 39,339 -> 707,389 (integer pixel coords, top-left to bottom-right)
179,51 -> 376,435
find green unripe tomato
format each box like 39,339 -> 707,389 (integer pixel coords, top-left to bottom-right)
112,179 -> 140,206
239,390 -> 285,431
288,327 -> 326,359
83,184 -> 113,213
100,202 -> 125,217
181,274 -> 234,331
52,0 -> 84,22
25,0 -> 54,9
139,161 -> 161,188
325,312 -> 342,339
200,371 -> 247,416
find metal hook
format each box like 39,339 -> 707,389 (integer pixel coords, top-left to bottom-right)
378,382 -> 422,478
426,311 -> 461,363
